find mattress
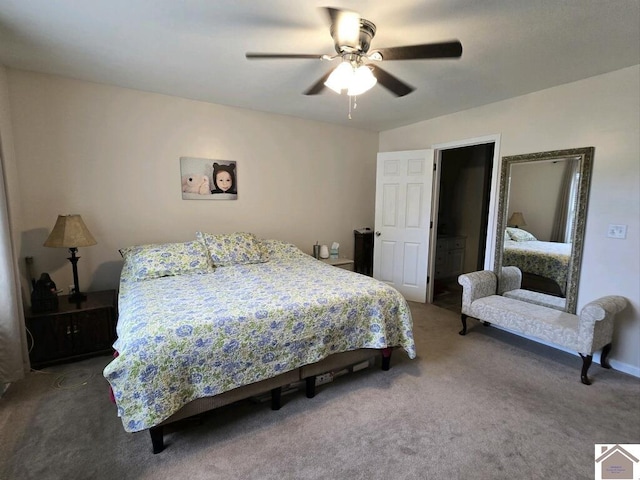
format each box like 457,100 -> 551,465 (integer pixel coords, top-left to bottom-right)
502,239 -> 571,295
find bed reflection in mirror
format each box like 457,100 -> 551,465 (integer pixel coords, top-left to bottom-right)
494,147 -> 594,314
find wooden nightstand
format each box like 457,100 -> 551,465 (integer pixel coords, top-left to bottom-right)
321,258 -> 355,271
25,290 -> 117,368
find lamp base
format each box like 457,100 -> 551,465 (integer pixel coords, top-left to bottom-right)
67,248 -> 86,304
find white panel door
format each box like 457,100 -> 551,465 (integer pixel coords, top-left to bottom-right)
373,150 -> 434,302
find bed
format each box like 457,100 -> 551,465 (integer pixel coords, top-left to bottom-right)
502,228 -> 571,296
103,233 -> 416,452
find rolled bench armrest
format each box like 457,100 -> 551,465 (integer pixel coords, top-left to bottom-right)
498,266 -> 523,294
577,295 -> 628,354
580,296 -> 628,323
458,270 -> 497,311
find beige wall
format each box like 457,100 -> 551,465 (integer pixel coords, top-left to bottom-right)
508,161 -> 564,241
7,70 -> 378,294
380,65 -> 640,375
6,66 -> 639,375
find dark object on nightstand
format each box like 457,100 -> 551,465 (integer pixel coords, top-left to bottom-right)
30,273 -> 59,314
25,290 -> 117,368
354,228 -> 374,276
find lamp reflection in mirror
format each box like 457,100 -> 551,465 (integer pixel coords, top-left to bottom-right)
508,212 -> 527,228
324,62 -> 377,96
43,214 -> 97,303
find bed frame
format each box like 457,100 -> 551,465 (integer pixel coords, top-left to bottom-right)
148,347 -> 393,453
520,271 -> 564,297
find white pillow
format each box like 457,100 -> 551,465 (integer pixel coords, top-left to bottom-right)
506,227 -> 537,242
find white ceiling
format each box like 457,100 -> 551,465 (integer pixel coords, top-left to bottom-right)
0,0 -> 638,132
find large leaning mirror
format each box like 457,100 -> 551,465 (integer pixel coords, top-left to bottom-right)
494,147 -> 594,314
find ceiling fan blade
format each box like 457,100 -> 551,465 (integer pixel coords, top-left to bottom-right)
303,70 -> 333,95
375,40 -> 463,60
246,53 -> 326,60
371,65 -> 415,97
324,7 -> 360,47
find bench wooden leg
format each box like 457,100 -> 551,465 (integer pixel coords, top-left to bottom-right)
150,426 -> 164,454
579,353 -> 593,385
459,314 -> 468,335
600,343 -> 613,369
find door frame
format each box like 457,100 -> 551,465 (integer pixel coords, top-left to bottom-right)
427,134 -> 502,303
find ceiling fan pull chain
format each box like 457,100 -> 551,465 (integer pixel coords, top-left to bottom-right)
346,95 -> 360,120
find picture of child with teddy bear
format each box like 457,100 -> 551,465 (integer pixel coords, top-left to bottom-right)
180,157 -> 237,200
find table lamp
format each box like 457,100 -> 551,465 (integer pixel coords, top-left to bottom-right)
43,214 -> 97,302
508,212 -> 527,228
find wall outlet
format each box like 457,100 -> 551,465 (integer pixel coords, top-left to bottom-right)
315,372 -> 334,386
607,224 -> 627,239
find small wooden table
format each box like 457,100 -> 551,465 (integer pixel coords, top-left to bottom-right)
25,290 -> 117,368
321,258 -> 355,271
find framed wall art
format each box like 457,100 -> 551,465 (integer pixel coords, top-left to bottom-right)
180,157 -> 237,200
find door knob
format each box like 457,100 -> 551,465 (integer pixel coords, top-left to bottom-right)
375,231 -> 381,237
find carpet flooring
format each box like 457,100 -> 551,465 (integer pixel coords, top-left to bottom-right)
1,301 -> 638,480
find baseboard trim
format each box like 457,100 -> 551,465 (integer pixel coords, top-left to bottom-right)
492,325 -> 640,379
607,360 -> 640,379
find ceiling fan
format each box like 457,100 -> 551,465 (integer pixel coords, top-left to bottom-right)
245,7 -> 462,98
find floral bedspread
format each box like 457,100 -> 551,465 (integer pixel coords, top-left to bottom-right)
502,240 -> 571,295
103,240 -> 415,432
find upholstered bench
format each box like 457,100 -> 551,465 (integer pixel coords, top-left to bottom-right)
458,269 -> 627,385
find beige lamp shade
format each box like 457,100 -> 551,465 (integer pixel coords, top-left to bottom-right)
43,215 -> 97,248
508,212 -> 527,228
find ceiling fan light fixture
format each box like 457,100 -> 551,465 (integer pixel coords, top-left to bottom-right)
325,62 -> 377,96
347,65 -> 377,96
324,61 -> 354,93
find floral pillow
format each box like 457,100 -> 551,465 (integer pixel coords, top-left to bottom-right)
262,239 -> 305,259
196,232 -> 269,266
120,241 -> 213,281
506,227 -> 537,242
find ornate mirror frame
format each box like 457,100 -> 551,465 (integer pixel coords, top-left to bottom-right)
494,147 -> 594,314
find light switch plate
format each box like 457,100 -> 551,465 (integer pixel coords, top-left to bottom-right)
607,224 -> 627,239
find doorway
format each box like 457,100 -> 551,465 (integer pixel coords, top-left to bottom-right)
431,142 -> 495,313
